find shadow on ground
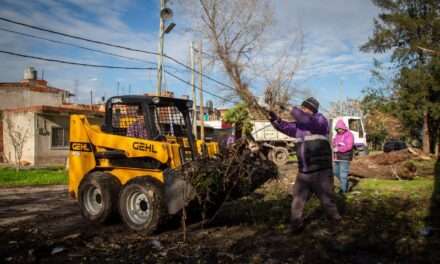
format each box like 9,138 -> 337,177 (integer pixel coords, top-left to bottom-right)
1,164 -> 440,263
422,157 -> 440,263
197,189 -> 437,264
428,157 -> 440,227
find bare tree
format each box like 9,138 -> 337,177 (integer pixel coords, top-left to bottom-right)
5,115 -> 29,171
263,41 -> 304,115
327,99 -> 363,119
179,0 -> 303,118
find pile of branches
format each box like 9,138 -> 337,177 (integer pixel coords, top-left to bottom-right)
350,148 -> 432,180
180,139 -> 278,220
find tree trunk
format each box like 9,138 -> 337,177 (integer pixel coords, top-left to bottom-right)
436,143 -> 439,157
15,152 -> 20,172
423,111 -> 431,154
435,133 -> 440,159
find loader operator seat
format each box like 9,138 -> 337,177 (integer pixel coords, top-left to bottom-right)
126,108 -> 149,139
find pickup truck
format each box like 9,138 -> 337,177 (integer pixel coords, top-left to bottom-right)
251,120 -> 296,166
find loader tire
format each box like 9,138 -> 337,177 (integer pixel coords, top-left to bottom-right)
269,147 -> 289,166
78,172 -> 121,224
118,177 -> 164,233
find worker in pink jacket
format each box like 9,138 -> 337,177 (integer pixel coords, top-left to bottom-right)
332,119 -> 354,193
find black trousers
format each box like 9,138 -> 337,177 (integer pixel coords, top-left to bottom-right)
290,168 -> 341,226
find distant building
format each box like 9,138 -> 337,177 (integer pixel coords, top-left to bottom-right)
0,67 -> 103,166
0,67 -> 73,109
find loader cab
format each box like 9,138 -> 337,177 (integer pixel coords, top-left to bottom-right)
101,95 -> 197,160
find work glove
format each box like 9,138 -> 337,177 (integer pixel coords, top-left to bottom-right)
260,105 -> 276,121
268,111 -> 278,122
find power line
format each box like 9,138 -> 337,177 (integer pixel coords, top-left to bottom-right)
0,26 -> 157,66
0,50 -> 156,70
0,49 -> 234,102
0,17 -> 159,55
0,25 -> 183,75
164,69 -> 236,103
0,16 -> 236,91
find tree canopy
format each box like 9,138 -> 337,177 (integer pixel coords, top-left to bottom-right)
362,0 -> 440,153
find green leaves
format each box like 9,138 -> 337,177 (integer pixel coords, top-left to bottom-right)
362,0 -> 440,148
223,102 -> 254,136
363,0 -> 440,66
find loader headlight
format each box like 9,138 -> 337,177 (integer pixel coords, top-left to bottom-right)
152,96 -> 160,104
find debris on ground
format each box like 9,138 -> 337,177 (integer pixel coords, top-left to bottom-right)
350,148 -> 433,180
181,139 -> 278,222
1,157 -> 439,263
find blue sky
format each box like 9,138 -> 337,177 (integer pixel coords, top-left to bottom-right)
0,0 -> 388,110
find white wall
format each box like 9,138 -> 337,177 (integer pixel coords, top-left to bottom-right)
0,87 -> 64,110
2,111 -> 36,165
34,114 -> 103,166
34,114 -> 69,165
3,111 -> 104,166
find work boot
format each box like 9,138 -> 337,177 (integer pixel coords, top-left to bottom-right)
286,224 -> 304,235
286,220 -> 304,235
327,214 -> 342,226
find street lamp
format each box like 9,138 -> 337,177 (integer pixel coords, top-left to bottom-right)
164,22 -> 176,34
156,1 -> 176,96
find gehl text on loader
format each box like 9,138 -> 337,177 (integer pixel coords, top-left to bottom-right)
68,95 -> 220,233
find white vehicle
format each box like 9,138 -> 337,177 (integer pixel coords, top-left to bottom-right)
251,120 -> 297,166
329,116 -> 368,156
251,116 -> 368,165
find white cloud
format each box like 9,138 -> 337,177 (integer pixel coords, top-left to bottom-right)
0,0 -> 389,105
0,0 -> 167,101
270,0 -> 387,83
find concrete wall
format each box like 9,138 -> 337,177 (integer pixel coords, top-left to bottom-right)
3,111 -> 103,166
0,113 -> 3,162
0,87 -> 64,110
2,111 -> 36,165
34,114 -> 69,166
34,114 -> 104,166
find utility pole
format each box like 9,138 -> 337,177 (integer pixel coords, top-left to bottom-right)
156,0 -> 165,96
339,79 -> 344,115
117,81 -> 120,96
90,88 -> 93,109
198,41 -> 205,141
73,80 -> 79,103
190,41 -> 198,139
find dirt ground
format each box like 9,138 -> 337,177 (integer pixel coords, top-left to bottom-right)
1,163 -> 439,263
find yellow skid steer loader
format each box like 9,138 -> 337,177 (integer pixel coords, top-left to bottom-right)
69,95 -> 218,233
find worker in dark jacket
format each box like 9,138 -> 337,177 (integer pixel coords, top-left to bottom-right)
268,97 -> 341,232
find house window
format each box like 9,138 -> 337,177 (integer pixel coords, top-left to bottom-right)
348,119 -> 364,138
51,127 -> 69,148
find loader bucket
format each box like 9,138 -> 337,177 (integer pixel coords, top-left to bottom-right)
163,168 -> 197,215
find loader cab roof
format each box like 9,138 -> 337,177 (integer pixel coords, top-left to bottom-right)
102,95 -> 195,139
106,95 -> 193,110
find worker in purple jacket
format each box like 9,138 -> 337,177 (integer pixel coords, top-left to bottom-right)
268,97 -> 341,232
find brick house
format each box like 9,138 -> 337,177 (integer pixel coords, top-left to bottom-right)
0,68 -> 103,166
